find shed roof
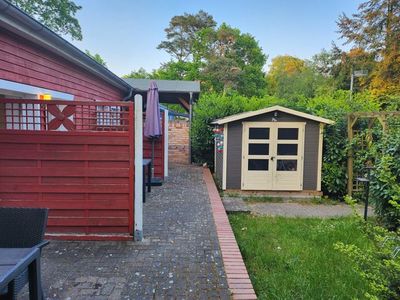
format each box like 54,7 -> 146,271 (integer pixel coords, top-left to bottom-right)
123,78 -> 200,93
123,78 -> 200,104
212,105 -> 335,125
0,0 -> 132,94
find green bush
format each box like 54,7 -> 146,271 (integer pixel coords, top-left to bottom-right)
191,92 -> 284,167
335,197 -> 400,299
306,90 -> 379,198
370,128 -> 400,229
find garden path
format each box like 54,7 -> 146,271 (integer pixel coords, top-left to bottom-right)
22,166 -> 230,299
223,196 -> 375,218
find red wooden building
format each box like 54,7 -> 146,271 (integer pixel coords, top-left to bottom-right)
0,0 -> 199,240
0,1 -> 145,240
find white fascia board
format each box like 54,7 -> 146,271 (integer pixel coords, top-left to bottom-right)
0,79 -> 74,100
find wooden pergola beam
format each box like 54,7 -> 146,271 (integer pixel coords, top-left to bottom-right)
177,97 -> 190,112
347,114 -> 356,195
346,111 -> 394,195
352,111 -> 400,117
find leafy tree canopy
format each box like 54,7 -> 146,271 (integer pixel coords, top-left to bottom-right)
10,0 -> 82,40
85,50 -> 107,67
123,67 -> 154,79
194,23 -> 267,96
157,10 -> 216,62
337,0 -> 400,101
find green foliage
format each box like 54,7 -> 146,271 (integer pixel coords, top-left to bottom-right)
194,23 -> 267,97
122,67 -> 154,79
334,198 -> 400,299
337,0 -> 400,102
230,214 -> 372,299
10,0 -> 82,40
157,10 -> 216,62
155,60 -> 201,80
369,130 -> 400,229
85,50 -> 107,67
305,90 -> 379,197
191,93 -> 283,166
192,89 -> 378,198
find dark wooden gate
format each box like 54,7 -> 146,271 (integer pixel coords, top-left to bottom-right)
0,99 -> 134,240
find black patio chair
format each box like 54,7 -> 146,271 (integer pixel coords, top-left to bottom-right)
0,207 -> 49,300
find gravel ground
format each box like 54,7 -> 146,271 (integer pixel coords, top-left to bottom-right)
223,196 -> 375,218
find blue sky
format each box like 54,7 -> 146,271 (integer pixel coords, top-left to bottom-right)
69,0 -> 361,76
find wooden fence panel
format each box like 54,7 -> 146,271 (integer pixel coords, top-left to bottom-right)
0,100 -> 134,239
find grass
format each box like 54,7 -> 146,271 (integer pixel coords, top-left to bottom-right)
229,214 -> 372,300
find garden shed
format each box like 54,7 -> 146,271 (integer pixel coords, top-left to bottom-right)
213,106 -> 334,193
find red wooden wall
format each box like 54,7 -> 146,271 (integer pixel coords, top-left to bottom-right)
0,29 -> 126,101
143,111 -> 165,179
0,100 -> 134,239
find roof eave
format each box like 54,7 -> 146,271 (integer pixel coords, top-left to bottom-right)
0,0 -> 132,93
212,105 -> 335,125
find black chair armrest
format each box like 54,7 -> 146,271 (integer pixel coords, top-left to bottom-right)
36,240 -> 50,249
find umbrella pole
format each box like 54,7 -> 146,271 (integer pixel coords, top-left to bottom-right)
151,138 -> 155,178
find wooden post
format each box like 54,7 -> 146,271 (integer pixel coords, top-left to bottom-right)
377,116 -> 388,133
134,94 -> 143,241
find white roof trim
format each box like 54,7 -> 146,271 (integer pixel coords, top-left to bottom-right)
212,105 -> 335,125
0,79 -> 74,100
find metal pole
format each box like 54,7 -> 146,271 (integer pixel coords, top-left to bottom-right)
188,92 -> 193,164
364,167 -> 372,221
151,138 -> 155,177
364,179 -> 370,221
349,67 -> 354,102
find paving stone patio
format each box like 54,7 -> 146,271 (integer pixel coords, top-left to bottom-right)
23,166 -> 231,299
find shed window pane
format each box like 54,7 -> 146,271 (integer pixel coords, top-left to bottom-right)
248,159 -> 269,170
249,143 -> 269,155
277,160 -> 297,171
249,128 -> 269,139
277,144 -> 298,155
278,128 -> 298,140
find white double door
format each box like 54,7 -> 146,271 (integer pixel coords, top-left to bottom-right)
241,122 -> 305,191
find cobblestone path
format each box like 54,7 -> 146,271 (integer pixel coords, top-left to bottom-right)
25,166 -> 230,299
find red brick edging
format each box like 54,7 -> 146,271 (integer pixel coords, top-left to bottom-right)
203,168 -> 257,300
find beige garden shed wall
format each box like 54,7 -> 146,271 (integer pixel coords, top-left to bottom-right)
215,111 -> 321,191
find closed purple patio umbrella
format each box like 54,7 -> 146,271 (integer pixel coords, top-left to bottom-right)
144,81 -> 162,176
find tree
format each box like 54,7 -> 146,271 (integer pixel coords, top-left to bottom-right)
85,50 -> 107,67
158,10 -> 216,62
155,61 -> 200,80
311,46 -> 376,91
337,0 -> 400,101
194,23 -> 267,96
266,55 -> 306,95
10,0 -> 82,40
123,67 -> 154,79
157,12 -> 266,96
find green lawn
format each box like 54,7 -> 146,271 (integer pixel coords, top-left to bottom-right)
229,214 -> 372,300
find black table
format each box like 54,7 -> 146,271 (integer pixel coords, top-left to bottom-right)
142,158 -> 152,203
0,247 -> 42,300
